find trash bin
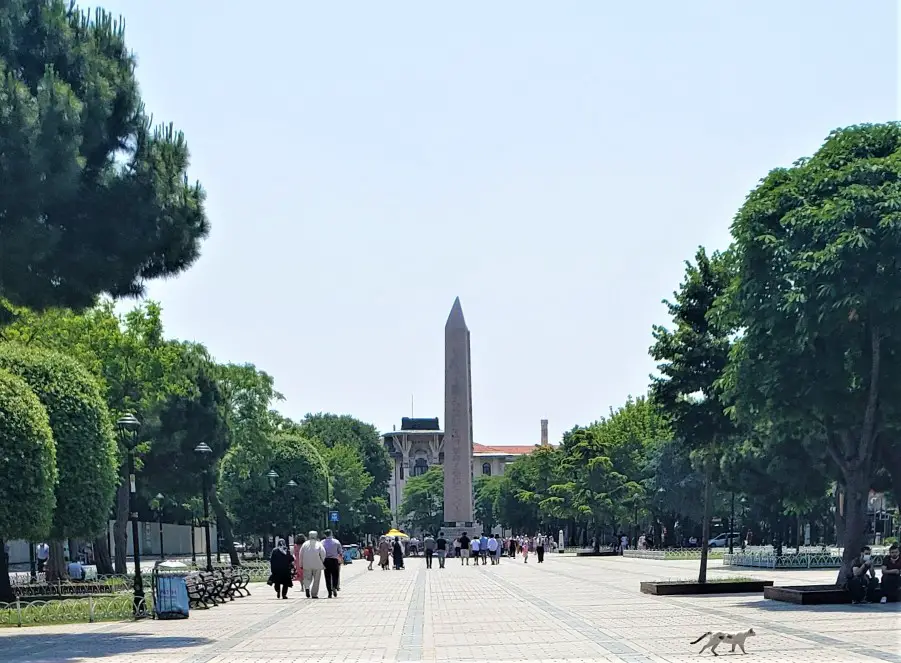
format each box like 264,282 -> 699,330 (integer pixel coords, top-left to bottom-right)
152,561 -> 190,619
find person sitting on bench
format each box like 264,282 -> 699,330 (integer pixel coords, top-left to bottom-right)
881,543 -> 901,603
848,545 -> 879,604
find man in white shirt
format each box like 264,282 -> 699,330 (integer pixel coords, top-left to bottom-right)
470,536 -> 480,567
487,535 -> 499,564
299,531 -> 326,598
36,542 -> 49,572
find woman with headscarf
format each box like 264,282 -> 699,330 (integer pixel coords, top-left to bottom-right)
378,537 -> 391,570
392,536 -> 404,570
269,538 -> 294,599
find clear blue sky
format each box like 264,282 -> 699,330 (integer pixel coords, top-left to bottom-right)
104,0 -> 897,446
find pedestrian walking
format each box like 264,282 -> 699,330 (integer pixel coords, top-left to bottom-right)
479,533 -> 489,565
378,537 -> 391,570
470,536 -> 480,566
436,531 -> 447,568
522,538 -> 530,563
423,533 -> 436,569
268,539 -> 294,599
364,543 -> 375,570
488,534 -> 500,564
322,529 -> 343,598
459,532 -> 471,565
392,537 -> 405,570
293,534 -> 306,582
537,536 -> 545,563
299,531 -> 326,598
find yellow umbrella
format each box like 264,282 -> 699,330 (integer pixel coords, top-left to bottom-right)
385,528 -> 410,539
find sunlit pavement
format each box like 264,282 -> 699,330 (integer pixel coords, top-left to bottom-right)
2,554 -> 899,662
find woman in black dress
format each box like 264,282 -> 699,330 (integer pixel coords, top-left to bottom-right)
269,538 -> 294,598
392,537 -> 404,570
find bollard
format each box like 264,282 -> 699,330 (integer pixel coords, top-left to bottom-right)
15,598 -> 22,627
89,595 -> 95,623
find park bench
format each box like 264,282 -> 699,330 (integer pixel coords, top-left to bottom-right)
185,573 -> 214,608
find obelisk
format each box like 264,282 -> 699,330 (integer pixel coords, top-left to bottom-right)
444,297 -> 474,531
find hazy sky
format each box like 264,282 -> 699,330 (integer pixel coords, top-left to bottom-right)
103,1 -> 897,446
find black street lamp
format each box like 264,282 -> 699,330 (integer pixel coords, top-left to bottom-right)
740,497 -> 748,550
194,442 -> 214,571
729,492 -> 736,555
267,470 -> 279,551
116,413 -> 144,615
154,494 -> 165,560
286,480 -> 298,541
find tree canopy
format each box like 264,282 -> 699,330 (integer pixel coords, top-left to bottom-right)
0,0 -> 208,313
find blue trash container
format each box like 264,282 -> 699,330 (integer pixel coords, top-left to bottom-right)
153,569 -> 190,619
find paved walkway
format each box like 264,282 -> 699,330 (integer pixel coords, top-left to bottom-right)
2,554 -> 899,662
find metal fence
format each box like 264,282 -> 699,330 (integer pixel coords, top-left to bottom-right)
723,552 -> 885,569
0,594 -> 150,627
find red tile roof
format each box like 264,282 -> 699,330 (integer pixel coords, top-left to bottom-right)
473,444 -> 542,455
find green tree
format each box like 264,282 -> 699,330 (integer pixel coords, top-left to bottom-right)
0,1 -> 208,313
474,475 -> 504,533
650,248 -> 734,583
398,466 -> 444,534
499,446 -> 561,535
3,301 -> 192,572
0,369 -> 57,601
0,345 -> 117,579
322,443 -> 372,537
299,413 -> 391,499
726,123 -> 901,581
221,434 -> 327,540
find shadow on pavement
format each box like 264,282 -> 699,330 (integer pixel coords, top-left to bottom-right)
733,599 -> 901,614
2,632 -> 212,662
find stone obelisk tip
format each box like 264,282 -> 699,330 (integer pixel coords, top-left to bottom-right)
446,297 -> 468,330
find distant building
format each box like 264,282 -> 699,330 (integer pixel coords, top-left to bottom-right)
382,417 -> 550,526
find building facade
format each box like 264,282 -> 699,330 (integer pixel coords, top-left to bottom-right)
382,417 -> 547,526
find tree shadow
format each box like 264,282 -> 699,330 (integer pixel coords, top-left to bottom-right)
733,599 -> 901,614
2,631 -> 212,662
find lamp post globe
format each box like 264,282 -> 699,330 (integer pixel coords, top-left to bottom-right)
116,413 -> 144,615
194,442 -> 214,571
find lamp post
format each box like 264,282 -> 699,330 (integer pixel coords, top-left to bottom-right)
116,413 -> 144,615
194,442 -> 214,571
656,487 -> 666,547
155,494 -> 165,560
286,480 -> 298,542
267,470 -> 279,551
728,492 -> 736,555
28,542 -> 36,582
740,497 -> 748,550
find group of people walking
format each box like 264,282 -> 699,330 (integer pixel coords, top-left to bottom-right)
364,532 -> 553,569
268,529 -> 344,599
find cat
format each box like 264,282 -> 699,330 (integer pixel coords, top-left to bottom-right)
690,628 -> 756,655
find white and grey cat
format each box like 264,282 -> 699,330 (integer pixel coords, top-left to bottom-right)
690,628 -> 756,655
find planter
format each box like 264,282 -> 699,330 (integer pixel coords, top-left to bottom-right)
640,580 -> 774,596
764,584 -> 851,605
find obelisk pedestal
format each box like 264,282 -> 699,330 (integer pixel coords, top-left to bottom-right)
443,297 -> 476,538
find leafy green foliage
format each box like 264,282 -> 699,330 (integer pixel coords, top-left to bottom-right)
0,369 -> 57,541
474,475 -> 504,533
726,123 -> 901,577
0,1 -> 209,311
398,466 -> 444,534
221,434 -> 327,537
649,248 -> 734,582
0,345 -> 117,539
299,413 -> 391,498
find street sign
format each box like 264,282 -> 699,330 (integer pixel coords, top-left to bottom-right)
329,510 -> 339,523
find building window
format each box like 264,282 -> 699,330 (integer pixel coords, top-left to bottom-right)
412,458 -> 428,477
482,462 -> 491,476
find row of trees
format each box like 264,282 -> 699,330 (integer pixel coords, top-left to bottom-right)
399,124 -> 901,585
0,301 -> 393,599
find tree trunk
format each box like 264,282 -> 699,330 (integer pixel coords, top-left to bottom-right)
833,484 -> 845,545
0,538 -> 14,602
837,471 -> 870,586
113,475 -> 129,574
208,483 -> 240,566
93,535 -> 113,575
45,540 -> 67,581
698,474 -> 712,584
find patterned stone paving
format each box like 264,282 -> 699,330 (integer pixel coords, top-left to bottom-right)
1,553 -> 899,662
